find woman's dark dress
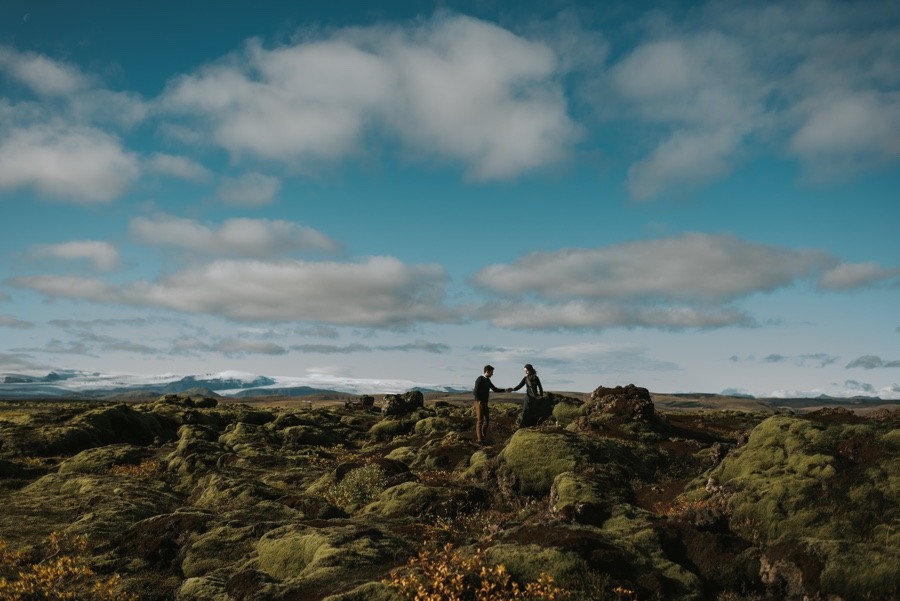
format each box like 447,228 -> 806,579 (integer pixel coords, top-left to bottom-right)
512,373 -> 544,427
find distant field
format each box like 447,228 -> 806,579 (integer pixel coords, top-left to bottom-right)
2,389 -> 896,415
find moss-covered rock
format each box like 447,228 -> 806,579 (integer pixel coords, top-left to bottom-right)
181,524 -> 256,578
255,524 -> 410,593
484,542 -> 595,591
56,443 -> 152,475
368,417 -> 414,441
497,429 -> 590,496
550,393 -> 584,427
549,471 -> 610,525
690,414 -> 900,600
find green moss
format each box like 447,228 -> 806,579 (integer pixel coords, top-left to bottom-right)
181,524 -> 255,578
551,397 -> 584,427
881,428 -> 900,448
362,481 -> 437,517
326,464 -> 389,512
384,446 -> 417,465
256,525 -> 408,590
322,581 -> 398,601
805,539 -> 900,601
600,504 -> 704,599
413,417 -> 453,436
484,543 -> 590,589
704,415 -> 899,547
497,430 -> 588,496
256,529 -> 331,580
368,418 -> 414,441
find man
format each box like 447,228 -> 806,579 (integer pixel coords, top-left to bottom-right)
473,365 -> 504,445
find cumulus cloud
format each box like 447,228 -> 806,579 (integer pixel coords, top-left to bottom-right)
474,233 -> 830,303
217,172 -> 281,206
0,46 -> 86,96
789,93 -> 900,174
30,240 -> 119,271
146,153 -> 212,182
470,233 -> 871,330
477,300 -> 753,330
609,32 -> 764,198
600,1 -> 900,198
12,257 -> 458,327
473,341 -> 678,373
159,14 -> 577,179
818,261 -> 900,290
846,355 -> 900,369
130,214 -> 340,257
0,124 -> 139,203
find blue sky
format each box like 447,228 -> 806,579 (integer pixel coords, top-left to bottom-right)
1,0 -> 898,397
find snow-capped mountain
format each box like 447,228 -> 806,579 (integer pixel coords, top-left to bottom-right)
0,369 -> 467,399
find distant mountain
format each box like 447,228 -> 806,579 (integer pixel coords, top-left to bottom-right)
0,370 -> 451,400
160,374 -> 277,393
1,371 -> 75,384
229,386 -> 342,398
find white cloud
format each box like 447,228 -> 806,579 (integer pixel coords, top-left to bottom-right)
818,261 -> 900,290
0,46 -> 86,96
12,257 -> 458,327
474,233 -> 830,302
626,128 -> 740,200
473,341 -> 678,373
0,124 -> 139,203
10,275 -> 117,300
378,14 -> 578,179
69,89 -> 148,129
146,153 -> 212,182
159,14 -> 577,179
30,240 -> 119,271
609,32 -> 763,198
600,1 -> 900,198
789,93 -> 900,174
130,214 -> 340,257
217,172 -> 281,206
477,300 -> 753,330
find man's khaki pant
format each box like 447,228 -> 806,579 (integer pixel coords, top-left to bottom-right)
473,401 -> 489,443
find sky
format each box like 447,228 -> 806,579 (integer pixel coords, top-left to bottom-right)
0,0 -> 898,398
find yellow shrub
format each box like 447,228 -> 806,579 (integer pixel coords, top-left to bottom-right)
0,533 -> 137,601
386,543 -> 573,600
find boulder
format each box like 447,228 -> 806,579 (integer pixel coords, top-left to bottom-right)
379,391 -> 424,416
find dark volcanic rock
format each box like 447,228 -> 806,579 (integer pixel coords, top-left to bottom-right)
379,390 -> 424,416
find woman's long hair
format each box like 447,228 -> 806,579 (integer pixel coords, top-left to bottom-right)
524,363 -> 536,375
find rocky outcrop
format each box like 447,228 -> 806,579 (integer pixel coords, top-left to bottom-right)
378,390 -> 424,416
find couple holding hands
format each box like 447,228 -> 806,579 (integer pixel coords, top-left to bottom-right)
472,363 -> 544,445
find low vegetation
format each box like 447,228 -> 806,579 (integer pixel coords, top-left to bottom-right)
0,389 -> 896,600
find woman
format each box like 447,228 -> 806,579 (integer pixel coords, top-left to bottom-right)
509,363 -> 544,428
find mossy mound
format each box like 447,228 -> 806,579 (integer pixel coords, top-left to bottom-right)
254,523 -> 410,594
688,414 -> 900,600
363,480 -> 487,518
496,429 -> 590,497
